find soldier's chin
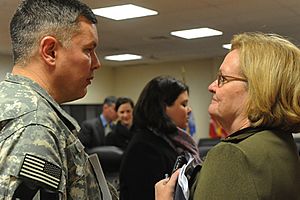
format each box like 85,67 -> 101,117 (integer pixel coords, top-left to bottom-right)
68,90 -> 87,102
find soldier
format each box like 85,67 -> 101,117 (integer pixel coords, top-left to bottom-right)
0,0 -> 118,199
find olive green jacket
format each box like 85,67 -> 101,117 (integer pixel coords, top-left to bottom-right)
191,128 -> 300,200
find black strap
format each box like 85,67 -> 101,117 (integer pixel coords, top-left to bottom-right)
12,182 -> 39,200
12,181 -> 59,200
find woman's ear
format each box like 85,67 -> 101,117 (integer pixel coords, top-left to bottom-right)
40,36 -> 58,66
165,105 -> 171,116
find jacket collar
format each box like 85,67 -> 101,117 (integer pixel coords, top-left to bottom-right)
222,127 -> 266,143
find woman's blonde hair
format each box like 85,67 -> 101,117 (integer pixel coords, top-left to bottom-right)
231,32 -> 300,133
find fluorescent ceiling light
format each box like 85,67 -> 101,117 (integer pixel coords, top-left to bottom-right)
92,4 -> 158,20
222,43 -> 232,50
170,27 -> 223,39
104,54 -> 142,61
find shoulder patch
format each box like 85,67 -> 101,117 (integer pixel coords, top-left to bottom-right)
19,154 -> 62,190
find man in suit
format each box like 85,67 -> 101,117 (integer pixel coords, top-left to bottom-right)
79,96 -> 118,149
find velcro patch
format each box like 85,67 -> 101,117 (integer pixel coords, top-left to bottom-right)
19,154 -> 62,190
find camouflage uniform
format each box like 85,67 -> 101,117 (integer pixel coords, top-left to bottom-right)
0,73 -> 107,199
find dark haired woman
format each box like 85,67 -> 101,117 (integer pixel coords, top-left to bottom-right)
105,97 -> 134,151
119,75 -> 200,200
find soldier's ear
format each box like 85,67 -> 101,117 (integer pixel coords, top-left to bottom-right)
40,36 -> 58,67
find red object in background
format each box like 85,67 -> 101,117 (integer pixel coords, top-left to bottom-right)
209,117 -> 228,138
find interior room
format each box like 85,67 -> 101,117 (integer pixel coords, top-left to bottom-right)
1,0 -> 300,141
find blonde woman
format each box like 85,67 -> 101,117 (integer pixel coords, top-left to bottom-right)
156,32 -> 300,200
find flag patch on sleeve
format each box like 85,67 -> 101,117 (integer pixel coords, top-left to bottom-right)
18,154 -> 62,190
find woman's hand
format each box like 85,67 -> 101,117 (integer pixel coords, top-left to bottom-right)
155,170 -> 180,200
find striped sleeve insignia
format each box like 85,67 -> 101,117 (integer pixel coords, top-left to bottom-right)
18,154 -> 62,190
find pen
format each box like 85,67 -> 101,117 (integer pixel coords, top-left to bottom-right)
164,173 -> 169,179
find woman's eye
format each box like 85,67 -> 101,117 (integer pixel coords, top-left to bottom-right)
221,76 -> 227,83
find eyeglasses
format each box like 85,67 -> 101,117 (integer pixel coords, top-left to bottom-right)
217,71 -> 247,87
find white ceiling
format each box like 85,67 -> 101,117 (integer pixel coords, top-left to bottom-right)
1,0 -> 300,67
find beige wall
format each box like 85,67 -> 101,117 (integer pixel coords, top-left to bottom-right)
0,54 -> 222,140
0,54 -> 13,80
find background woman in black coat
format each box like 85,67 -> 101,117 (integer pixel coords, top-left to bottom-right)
105,97 -> 134,151
119,75 -> 200,200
